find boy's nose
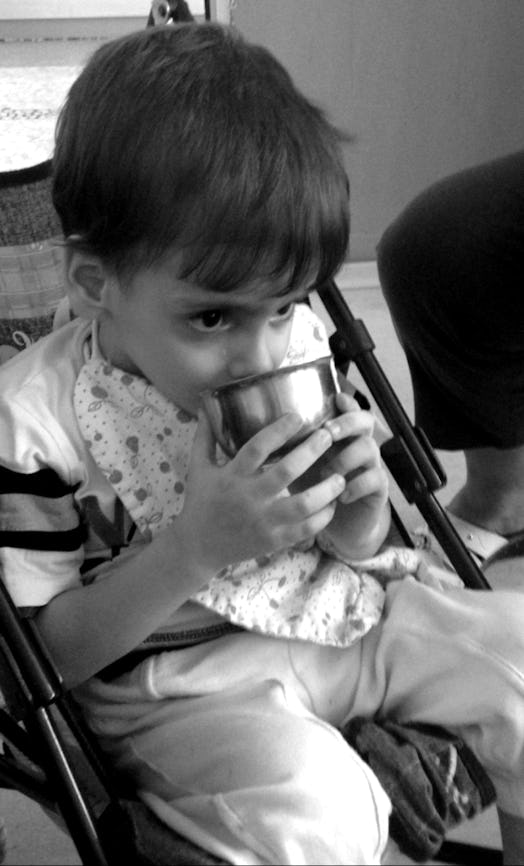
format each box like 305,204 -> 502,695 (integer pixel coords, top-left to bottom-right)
226,331 -> 276,381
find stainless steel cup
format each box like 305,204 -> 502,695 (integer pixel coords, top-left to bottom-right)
201,356 -> 340,460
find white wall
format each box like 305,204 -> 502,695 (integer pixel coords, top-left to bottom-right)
232,0 -> 524,261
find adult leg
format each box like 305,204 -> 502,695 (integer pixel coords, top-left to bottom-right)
448,445 -> 524,537
377,150 -> 524,537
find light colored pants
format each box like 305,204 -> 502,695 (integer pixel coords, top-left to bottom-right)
76,577 -> 524,864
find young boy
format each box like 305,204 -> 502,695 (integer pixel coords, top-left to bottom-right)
0,23 -> 523,865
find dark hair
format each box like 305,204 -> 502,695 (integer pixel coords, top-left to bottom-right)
53,23 -> 350,294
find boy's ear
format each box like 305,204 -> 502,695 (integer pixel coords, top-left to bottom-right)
65,248 -> 117,320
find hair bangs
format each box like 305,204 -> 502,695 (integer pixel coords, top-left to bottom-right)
176,216 -> 349,297
148,142 -> 350,296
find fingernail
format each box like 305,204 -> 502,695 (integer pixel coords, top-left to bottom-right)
325,420 -> 340,438
334,474 -> 346,492
316,428 -> 332,448
285,412 -> 302,429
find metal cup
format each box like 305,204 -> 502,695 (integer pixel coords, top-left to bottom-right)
201,356 -> 340,460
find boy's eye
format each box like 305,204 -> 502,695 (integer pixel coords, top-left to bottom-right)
189,301 -> 296,332
190,310 -> 226,332
272,302 -> 295,321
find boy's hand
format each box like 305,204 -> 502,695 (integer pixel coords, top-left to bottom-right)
322,392 -> 387,504
318,391 -> 390,559
174,409 -> 346,578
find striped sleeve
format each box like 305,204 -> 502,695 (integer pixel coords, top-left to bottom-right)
0,465 -> 86,552
0,464 -> 86,608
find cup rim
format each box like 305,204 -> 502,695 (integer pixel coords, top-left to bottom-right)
200,355 -> 335,401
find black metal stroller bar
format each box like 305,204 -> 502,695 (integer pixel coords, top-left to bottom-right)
0,579 -> 110,866
317,279 -> 491,590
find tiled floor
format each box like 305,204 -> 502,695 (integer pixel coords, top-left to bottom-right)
0,37 -> 502,866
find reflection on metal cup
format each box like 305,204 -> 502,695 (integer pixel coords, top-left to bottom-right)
201,356 -> 340,460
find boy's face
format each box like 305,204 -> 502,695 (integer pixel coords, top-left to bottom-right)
98,251 -> 308,416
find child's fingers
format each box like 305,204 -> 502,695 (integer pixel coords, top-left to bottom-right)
281,501 -> 339,547
233,412 -> 303,474
324,399 -> 375,442
327,434 -> 382,480
259,424 -> 341,494
336,391 -> 362,413
323,411 -> 375,445
279,472 -> 347,523
338,465 -> 389,505
270,474 -> 345,545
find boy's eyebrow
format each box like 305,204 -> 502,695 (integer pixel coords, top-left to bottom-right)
173,287 -> 310,312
